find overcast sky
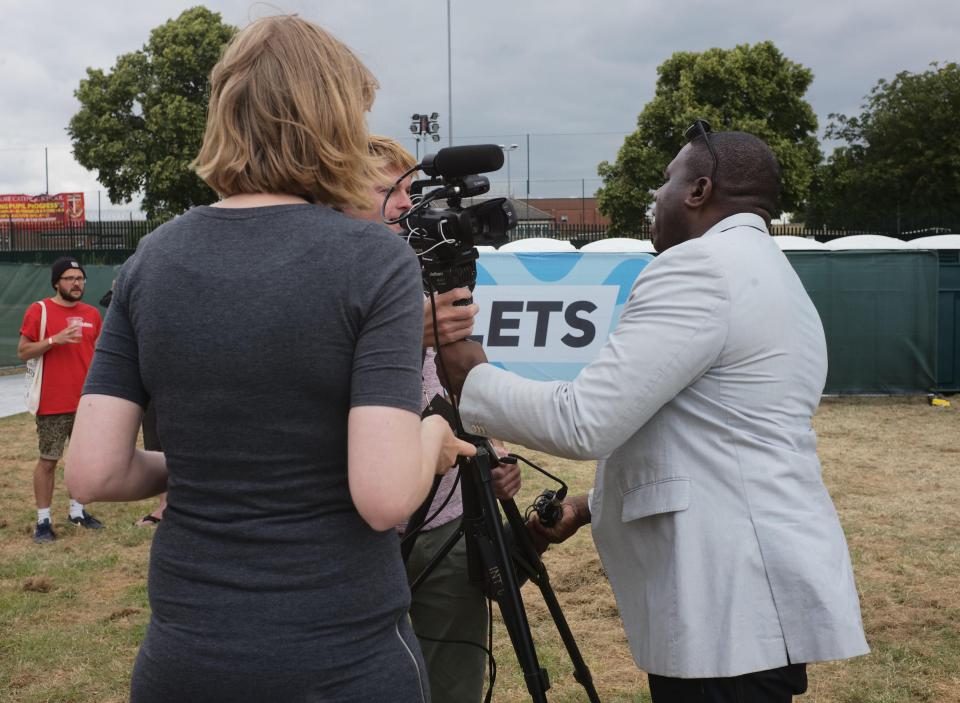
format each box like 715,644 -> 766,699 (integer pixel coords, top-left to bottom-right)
0,0 -> 957,215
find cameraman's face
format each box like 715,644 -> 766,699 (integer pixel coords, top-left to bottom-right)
374,168 -> 413,233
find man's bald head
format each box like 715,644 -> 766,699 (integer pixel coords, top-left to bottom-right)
686,131 -> 782,218
650,131 -> 783,252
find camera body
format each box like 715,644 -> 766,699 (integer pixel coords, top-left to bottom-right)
390,145 -> 519,296
414,194 -> 517,296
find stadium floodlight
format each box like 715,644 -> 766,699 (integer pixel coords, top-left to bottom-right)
409,111 -> 441,159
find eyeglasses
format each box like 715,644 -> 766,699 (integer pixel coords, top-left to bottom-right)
684,119 -> 719,186
59,276 -> 86,283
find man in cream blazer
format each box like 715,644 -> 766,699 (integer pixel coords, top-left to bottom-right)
439,128 -> 868,702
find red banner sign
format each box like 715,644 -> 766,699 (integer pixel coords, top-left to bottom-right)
0,193 -> 86,229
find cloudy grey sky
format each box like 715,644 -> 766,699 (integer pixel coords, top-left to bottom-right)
0,0 -> 957,215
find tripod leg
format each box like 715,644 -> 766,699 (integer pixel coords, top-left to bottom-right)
501,500 -> 602,703
461,451 -> 551,702
408,521 -> 464,592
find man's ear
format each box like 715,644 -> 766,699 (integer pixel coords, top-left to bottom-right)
684,176 -> 712,209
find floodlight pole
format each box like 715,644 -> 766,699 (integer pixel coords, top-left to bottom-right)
447,0 -> 453,147
526,133 -> 531,219
499,144 -> 519,198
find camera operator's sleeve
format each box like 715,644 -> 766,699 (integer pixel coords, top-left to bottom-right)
458,244 -> 728,459
348,227 -> 424,415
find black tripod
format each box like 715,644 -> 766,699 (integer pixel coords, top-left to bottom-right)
406,434 -> 601,703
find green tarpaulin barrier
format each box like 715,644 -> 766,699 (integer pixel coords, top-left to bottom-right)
931,250 -> 960,392
786,251 -> 939,394
0,251 -> 947,394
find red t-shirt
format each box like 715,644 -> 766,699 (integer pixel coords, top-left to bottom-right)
20,298 -> 102,415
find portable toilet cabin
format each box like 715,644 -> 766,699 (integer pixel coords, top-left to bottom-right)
788,235 -> 937,394
907,235 -> 960,392
580,238 -> 657,253
498,238 -> 577,252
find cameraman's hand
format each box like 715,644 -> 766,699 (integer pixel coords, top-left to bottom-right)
421,414 -> 476,475
490,440 -> 521,500
527,493 -> 591,546
435,339 -> 488,398
424,288 -> 478,348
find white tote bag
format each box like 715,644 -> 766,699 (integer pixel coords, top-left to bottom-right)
23,300 -> 47,415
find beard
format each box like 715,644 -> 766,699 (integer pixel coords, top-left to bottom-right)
57,284 -> 84,302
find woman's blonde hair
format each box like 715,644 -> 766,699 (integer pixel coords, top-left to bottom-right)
192,15 -> 380,212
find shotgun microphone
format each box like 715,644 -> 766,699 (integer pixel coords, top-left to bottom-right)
420,145 -> 504,179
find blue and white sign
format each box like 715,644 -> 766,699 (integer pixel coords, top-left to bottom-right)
472,251 -> 654,381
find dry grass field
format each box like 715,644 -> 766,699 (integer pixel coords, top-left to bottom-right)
1,396 -> 958,702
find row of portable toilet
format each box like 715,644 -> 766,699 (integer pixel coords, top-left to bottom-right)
481,233 -> 960,394
480,234 -> 960,252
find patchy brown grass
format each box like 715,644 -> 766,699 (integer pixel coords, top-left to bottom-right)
1,397 -> 958,702
20,577 -> 53,593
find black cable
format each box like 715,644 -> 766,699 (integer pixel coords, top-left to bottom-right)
425,283 -> 466,435
401,286 -> 465,547
400,471 -> 461,546
380,163 -> 420,226
413,280 -> 500,703
380,165 -> 446,228
508,452 -> 568,493
414,633 -> 494,659
411,628 -> 497,703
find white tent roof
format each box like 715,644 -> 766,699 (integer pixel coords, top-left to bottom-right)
905,234 -> 960,250
773,236 -> 828,251
498,238 -> 577,252
580,238 -> 656,253
824,235 -> 908,250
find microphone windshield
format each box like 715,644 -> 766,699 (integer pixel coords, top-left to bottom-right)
421,145 -> 504,178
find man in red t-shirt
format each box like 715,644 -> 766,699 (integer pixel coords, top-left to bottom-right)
18,257 -> 106,543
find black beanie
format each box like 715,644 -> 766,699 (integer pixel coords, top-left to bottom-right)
51,257 -> 86,288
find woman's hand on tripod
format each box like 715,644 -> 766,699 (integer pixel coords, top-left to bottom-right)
526,493 -> 591,549
421,415 -> 477,475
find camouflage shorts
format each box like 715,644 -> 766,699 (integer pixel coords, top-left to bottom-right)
36,413 -> 75,461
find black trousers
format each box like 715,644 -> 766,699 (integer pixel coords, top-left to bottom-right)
648,663 -> 807,703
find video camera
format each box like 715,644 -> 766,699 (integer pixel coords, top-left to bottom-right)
383,144 -> 518,297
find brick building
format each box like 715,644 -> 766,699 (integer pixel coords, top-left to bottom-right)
521,197 -> 610,226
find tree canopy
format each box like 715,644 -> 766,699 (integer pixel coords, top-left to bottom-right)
806,62 -> 960,233
68,7 -> 235,219
597,41 -> 821,233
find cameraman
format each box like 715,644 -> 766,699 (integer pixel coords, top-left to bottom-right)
351,136 -> 522,703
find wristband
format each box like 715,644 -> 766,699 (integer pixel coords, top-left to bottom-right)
48,337 -> 55,347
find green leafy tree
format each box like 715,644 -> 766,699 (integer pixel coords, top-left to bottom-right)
597,41 -> 821,233
68,7 -> 235,219
807,62 -> 960,233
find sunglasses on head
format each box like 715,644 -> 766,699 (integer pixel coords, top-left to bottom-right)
684,119 -> 719,186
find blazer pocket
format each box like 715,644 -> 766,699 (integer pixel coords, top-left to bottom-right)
621,477 -> 691,522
